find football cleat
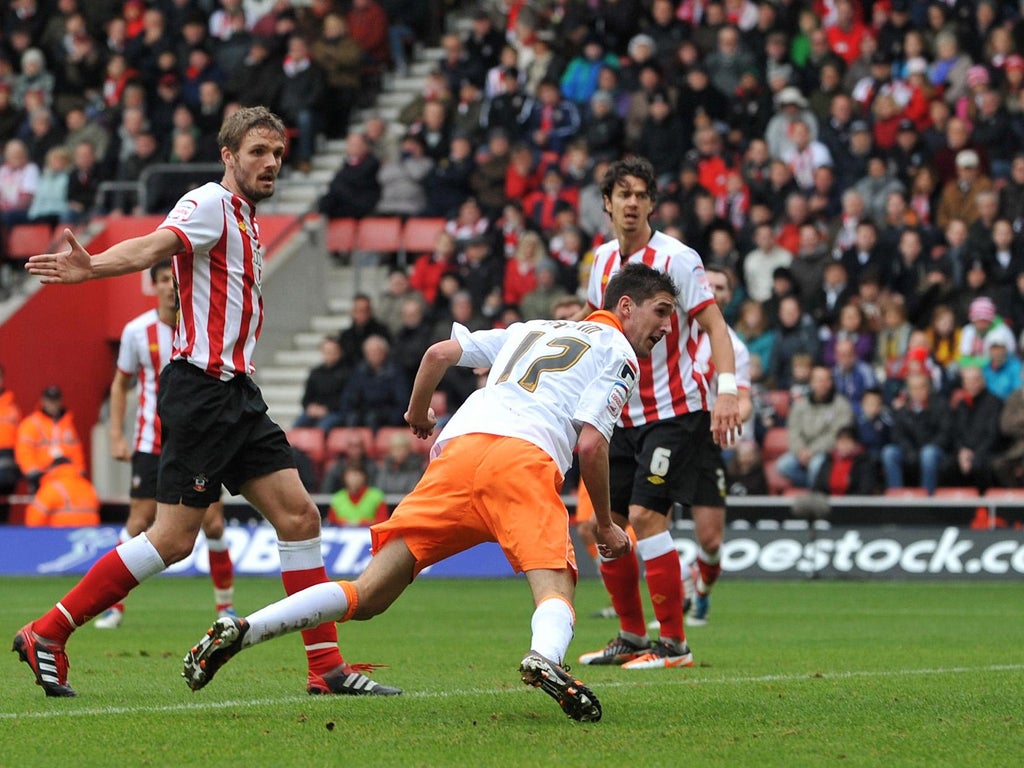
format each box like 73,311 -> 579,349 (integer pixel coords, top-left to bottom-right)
590,605 -> 619,619
182,616 -> 249,691
520,651 -> 601,722
578,634 -> 650,666
307,664 -> 402,696
620,639 -> 694,670
12,623 -> 76,697
216,605 -> 238,619
94,607 -> 124,629
689,593 -> 710,626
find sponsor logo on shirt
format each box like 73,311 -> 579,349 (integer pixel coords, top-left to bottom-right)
167,199 -> 198,222
606,381 -> 629,416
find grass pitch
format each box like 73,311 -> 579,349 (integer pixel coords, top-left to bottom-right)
3,576 -> 1023,768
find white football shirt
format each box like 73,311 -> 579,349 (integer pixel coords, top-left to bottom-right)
434,314 -> 640,474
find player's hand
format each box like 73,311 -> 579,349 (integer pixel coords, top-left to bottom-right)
595,522 -> 631,560
110,434 -> 131,462
711,393 -> 742,447
25,228 -> 92,284
405,407 -> 437,439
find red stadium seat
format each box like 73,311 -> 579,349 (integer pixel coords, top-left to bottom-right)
400,217 -> 446,259
4,223 -> 55,261
763,460 -> 794,495
762,427 -> 789,461
764,389 -> 791,422
286,427 -> 326,483
982,488 -> 1024,501
372,426 -> 412,460
430,390 -> 448,418
353,217 -> 403,255
884,487 -> 929,498
326,217 -> 357,256
933,487 -> 980,499
286,427 -> 325,464
325,427 -> 373,461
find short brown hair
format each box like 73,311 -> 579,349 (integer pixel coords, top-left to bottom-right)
218,105 -> 286,155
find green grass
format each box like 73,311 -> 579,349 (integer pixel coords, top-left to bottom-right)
3,576 -> 1023,768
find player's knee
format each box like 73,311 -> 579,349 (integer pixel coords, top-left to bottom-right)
274,499 -> 323,540
202,518 -> 225,539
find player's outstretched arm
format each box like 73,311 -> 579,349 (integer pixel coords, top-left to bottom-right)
26,228 -> 182,284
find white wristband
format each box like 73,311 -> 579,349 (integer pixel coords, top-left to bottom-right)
718,372 -> 738,396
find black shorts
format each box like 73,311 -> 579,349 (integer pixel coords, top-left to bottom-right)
609,411 -> 725,516
129,452 -> 160,499
156,360 -> 295,507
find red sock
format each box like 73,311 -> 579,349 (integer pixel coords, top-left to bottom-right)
645,550 -> 685,643
208,548 -> 234,590
696,555 -> 721,595
34,550 -> 139,643
280,566 -> 345,675
599,549 -> 647,637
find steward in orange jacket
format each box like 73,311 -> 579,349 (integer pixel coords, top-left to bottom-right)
24,459 -> 100,527
15,385 -> 84,491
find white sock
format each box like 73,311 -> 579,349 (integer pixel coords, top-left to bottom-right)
698,547 -> 720,566
116,532 -> 166,582
636,530 -> 676,562
529,597 -> 575,665
243,582 -> 348,647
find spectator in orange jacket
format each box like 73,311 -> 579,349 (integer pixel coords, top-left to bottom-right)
14,385 -> 85,492
0,363 -> 22,521
24,458 -> 100,527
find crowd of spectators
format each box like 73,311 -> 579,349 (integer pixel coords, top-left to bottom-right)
8,0 -> 1024,503
0,0 -> 433,289
310,0 -> 1024,500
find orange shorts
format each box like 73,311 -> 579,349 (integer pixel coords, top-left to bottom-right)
371,433 -> 578,578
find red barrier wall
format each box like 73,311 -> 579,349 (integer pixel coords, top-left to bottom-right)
0,214 -> 299,473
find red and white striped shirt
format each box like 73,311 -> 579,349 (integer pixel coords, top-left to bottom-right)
159,183 -> 265,381
586,231 -> 716,427
116,309 -> 173,454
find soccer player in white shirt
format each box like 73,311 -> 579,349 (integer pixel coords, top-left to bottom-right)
180,263 -> 677,722
16,107 -> 398,698
94,259 -> 235,629
685,265 -> 753,625
575,157 -> 741,670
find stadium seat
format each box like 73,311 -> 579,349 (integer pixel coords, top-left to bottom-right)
286,427 -> 326,483
326,218 -> 357,256
353,216 -> 403,255
884,487 -> 929,498
4,223 -> 55,261
762,426 -> 789,461
764,460 -> 794,495
286,427 -> 325,464
430,389 -> 448,418
325,426 -> 373,461
371,426 -> 411,460
933,487 -> 980,499
400,217 -> 446,260
982,488 -> 1024,501
764,389 -> 791,422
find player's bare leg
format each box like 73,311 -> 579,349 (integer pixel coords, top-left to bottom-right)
689,504 -> 725,625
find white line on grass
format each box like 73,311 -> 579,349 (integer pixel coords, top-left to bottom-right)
4,663 -> 1022,720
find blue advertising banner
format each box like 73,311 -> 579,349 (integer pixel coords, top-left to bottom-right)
2,524 -> 1022,579
0,525 -> 516,579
